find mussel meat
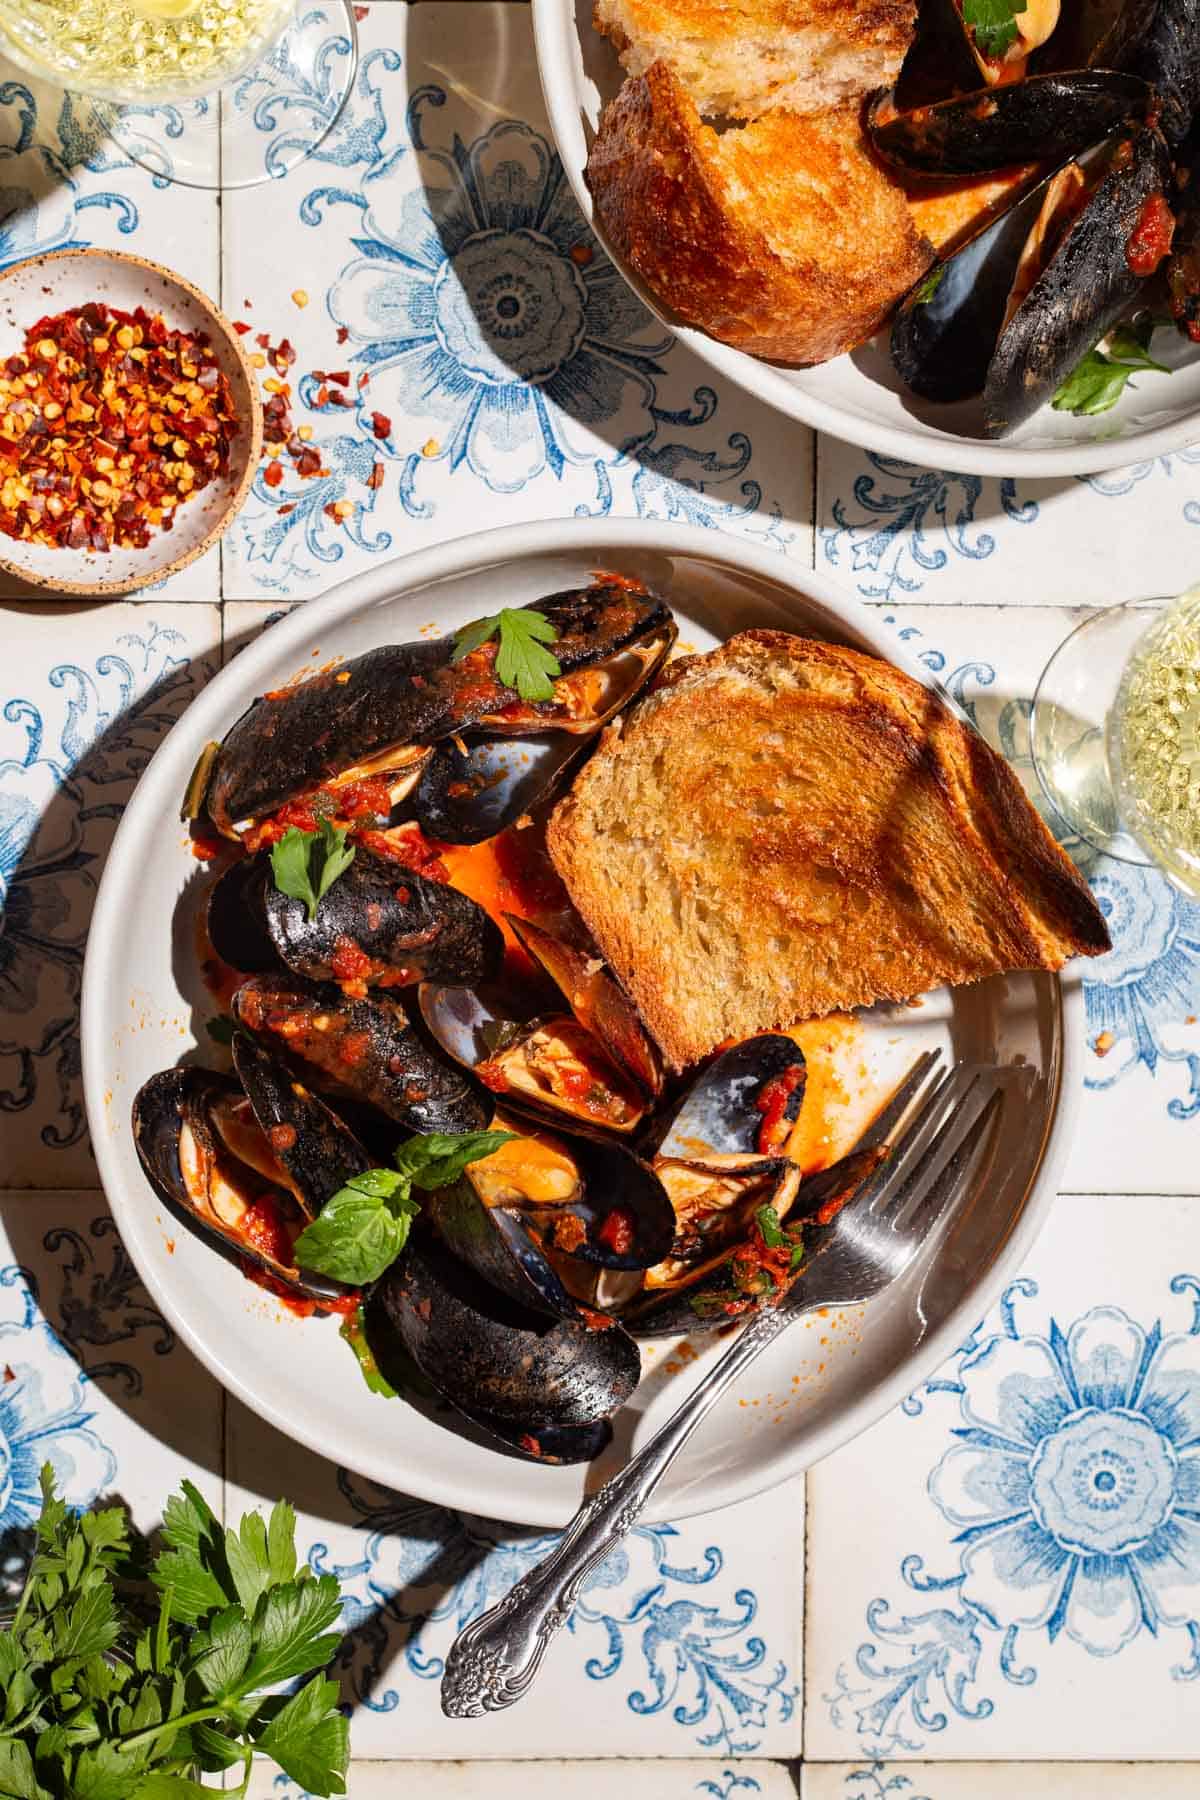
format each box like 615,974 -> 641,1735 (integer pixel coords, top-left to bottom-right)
202,581 -> 675,838
506,914 -> 663,1100
233,974 -> 490,1135
419,980 -> 651,1134
131,1060 -> 362,1303
368,1232 -> 641,1463
208,847 -> 504,990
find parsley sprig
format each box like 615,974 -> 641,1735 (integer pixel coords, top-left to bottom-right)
452,607 -> 562,703
1,1467 -> 349,1797
1053,316 -> 1172,417
269,818 -> 356,923
293,1129 -> 515,1286
961,0 -> 1024,61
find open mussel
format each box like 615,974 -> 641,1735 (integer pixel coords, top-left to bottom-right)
892,126 -> 1175,426
1128,0 -> 1200,147
234,974 -> 490,1135
984,126 -> 1174,433
895,0 -> 1062,107
868,73 -> 1152,180
411,735 -> 589,846
426,1110 -> 674,1324
368,1232 -> 641,1463
655,1035 -> 807,1159
131,1056 -> 364,1304
419,979 -> 651,1135
200,581 -> 675,838
208,847 -> 503,990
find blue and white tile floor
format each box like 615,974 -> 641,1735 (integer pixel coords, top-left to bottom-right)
1,2 -> 1199,1789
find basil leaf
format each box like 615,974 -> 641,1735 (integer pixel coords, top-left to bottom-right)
755,1203 -> 785,1248
392,1129 -> 517,1192
340,1304 -> 398,1399
293,1189 -> 409,1285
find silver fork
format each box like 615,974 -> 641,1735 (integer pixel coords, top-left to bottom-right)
440,1050 -> 1004,1720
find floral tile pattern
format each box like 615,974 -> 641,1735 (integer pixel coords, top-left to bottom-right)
253,1762 -> 795,1799
819,444 -> 1200,608
225,1399 -> 803,1761
803,1768 -> 1200,1798
805,1192 -> 1200,1761
219,1 -> 813,597
0,601 -> 219,1185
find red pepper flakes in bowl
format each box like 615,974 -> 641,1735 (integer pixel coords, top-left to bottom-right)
0,300 -> 238,552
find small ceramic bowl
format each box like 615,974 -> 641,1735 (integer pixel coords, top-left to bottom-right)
0,248 -> 262,596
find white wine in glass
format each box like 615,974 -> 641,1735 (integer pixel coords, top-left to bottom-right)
0,0 -> 357,187
1031,586 -> 1200,897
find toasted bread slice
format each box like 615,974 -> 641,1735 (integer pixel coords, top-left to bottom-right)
547,631 -> 1111,1071
594,0 -> 915,121
586,63 -> 933,365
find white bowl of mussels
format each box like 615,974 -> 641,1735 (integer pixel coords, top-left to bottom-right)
83,520 -> 1081,1526
533,0 -> 1200,476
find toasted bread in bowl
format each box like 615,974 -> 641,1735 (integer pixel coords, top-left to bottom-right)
548,630 -> 1111,1071
593,0 -> 915,121
585,61 -> 934,365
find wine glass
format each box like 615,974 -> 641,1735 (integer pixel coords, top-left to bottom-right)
1030,585 -> 1200,897
0,0 -> 357,189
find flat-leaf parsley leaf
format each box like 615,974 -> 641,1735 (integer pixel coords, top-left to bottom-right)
452,607 -> 562,704
269,817 -> 355,923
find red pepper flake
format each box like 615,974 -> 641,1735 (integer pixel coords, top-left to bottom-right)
336,325 -> 350,344
367,460 -> 384,490
569,244 -> 594,267
358,371 -> 370,390
354,4 -> 368,16
597,1207 -> 635,1255
264,460 -> 284,488
278,502 -> 295,515
233,320 -> 252,335
0,301 -> 238,553
255,331 -> 271,349
371,411 -> 392,439
326,370 -> 351,387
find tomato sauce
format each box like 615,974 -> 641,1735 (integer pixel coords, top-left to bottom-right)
1127,192 -> 1175,276
597,1207 -> 635,1256
756,1065 -> 807,1154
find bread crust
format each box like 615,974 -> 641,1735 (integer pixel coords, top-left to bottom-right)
585,62 -> 934,365
548,630 -> 1111,1070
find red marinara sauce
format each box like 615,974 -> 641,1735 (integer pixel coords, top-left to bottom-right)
597,1207 -> 635,1256
1126,192 -> 1175,276
755,1065 -> 807,1154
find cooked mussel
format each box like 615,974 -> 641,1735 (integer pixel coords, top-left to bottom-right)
895,0 -> 1062,107
892,126 -> 1175,425
654,1034 -> 807,1159
867,73 -> 1152,180
1128,0 -> 1200,147
201,581 -> 675,838
626,1147 -> 879,1337
411,734 -> 590,846
984,126 -> 1174,433
426,1111 -> 674,1324
1032,0 -> 1159,74
233,974 -> 490,1134
208,847 -> 503,989
506,915 -> 663,1099
368,1232 -> 641,1463
1168,139 -> 1200,340
419,980 -> 651,1134
131,1062 -> 360,1303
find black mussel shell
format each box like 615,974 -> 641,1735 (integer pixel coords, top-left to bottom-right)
233,974 -> 490,1135
506,914 -> 663,1099
412,734 -> 588,845
868,73 -> 1152,179
203,581 -> 673,836
231,1031 -> 371,1221
369,1233 -> 640,1458
1168,138 -> 1200,340
1129,0 -> 1200,146
984,127 -> 1174,434
1033,0 -> 1158,74
130,1067 -> 349,1303
894,0 -> 993,108
259,845 -> 504,989
627,1146 -> 879,1338
427,1179 -> 593,1323
654,1035 -> 807,1159
207,856 -> 278,974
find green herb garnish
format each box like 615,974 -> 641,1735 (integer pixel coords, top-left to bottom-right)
339,1304 -> 397,1399
452,607 -> 562,704
1053,315 -> 1171,417
269,817 -> 356,923
293,1130 -> 515,1286
961,0 -> 1023,61
2,1467 -> 349,1797
755,1203 -> 785,1248
911,265 -> 946,307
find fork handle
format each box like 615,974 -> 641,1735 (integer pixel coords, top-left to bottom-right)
439,1296 -> 797,1718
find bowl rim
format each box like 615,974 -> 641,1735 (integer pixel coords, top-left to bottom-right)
530,0 -> 1200,479
0,247 -> 263,597
81,516 -> 1079,1523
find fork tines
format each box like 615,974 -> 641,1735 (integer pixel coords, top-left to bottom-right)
852,1052 -> 1004,1240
